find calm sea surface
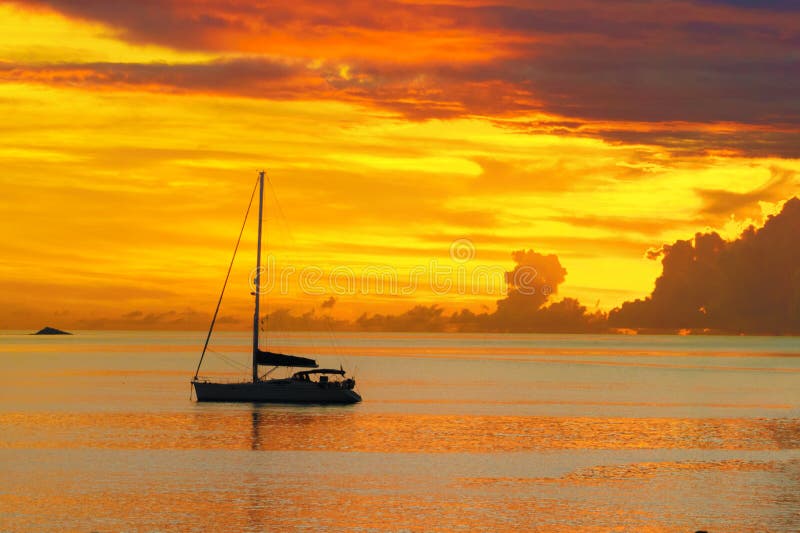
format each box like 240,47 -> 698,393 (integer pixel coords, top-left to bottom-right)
0,331 -> 798,532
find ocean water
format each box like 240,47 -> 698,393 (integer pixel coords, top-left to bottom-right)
0,331 -> 798,532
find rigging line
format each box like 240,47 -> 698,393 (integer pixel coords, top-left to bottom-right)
208,349 -> 250,372
267,174 -> 337,360
324,314 -> 351,380
324,314 -> 342,357
266,173 -> 297,247
264,173 -> 295,349
207,346 -> 250,368
265,173 -> 333,362
193,174 -> 259,380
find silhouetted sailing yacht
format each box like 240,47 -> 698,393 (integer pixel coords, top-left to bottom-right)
191,171 -> 361,404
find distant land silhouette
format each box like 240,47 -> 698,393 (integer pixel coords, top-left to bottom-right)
33,326 -> 71,335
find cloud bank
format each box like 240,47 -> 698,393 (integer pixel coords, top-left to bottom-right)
266,196 -> 800,334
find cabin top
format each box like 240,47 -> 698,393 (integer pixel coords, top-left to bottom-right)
292,368 -> 346,378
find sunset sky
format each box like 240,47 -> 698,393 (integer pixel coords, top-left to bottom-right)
1,0 -> 798,330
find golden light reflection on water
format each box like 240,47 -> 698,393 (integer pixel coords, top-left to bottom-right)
461,459 -> 783,487
2,411 -> 798,453
0,478 -> 673,532
3,449 -> 797,532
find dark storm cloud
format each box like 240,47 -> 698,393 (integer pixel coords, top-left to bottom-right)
480,249 -> 605,333
7,0 -> 800,156
11,1 -> 658,46
595,129 -> 800,159
0,58 -> 309,97
609,197 -> 800,334
16,0 -> 250,50
695,0 -> 800,11
5,52 -> 798,136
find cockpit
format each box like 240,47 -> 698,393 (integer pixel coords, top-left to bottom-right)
291,368 -> 356,390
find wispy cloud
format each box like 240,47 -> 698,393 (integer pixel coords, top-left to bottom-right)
696,167 -> 797,221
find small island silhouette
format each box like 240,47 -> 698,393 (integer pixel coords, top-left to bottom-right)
33,326 -> 72,335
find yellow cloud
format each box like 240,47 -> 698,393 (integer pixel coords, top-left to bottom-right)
1,6 -> 796,329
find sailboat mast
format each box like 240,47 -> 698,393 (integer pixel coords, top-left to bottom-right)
252,170 -> 265,382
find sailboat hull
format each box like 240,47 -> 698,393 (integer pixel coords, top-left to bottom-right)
192,379 -> 362,404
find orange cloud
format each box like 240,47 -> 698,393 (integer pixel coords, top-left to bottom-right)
5,0 -> 799,156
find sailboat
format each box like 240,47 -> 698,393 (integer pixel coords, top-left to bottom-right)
191,171 -> 361,404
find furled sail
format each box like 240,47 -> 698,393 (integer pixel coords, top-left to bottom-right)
255,349 -> 318,368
